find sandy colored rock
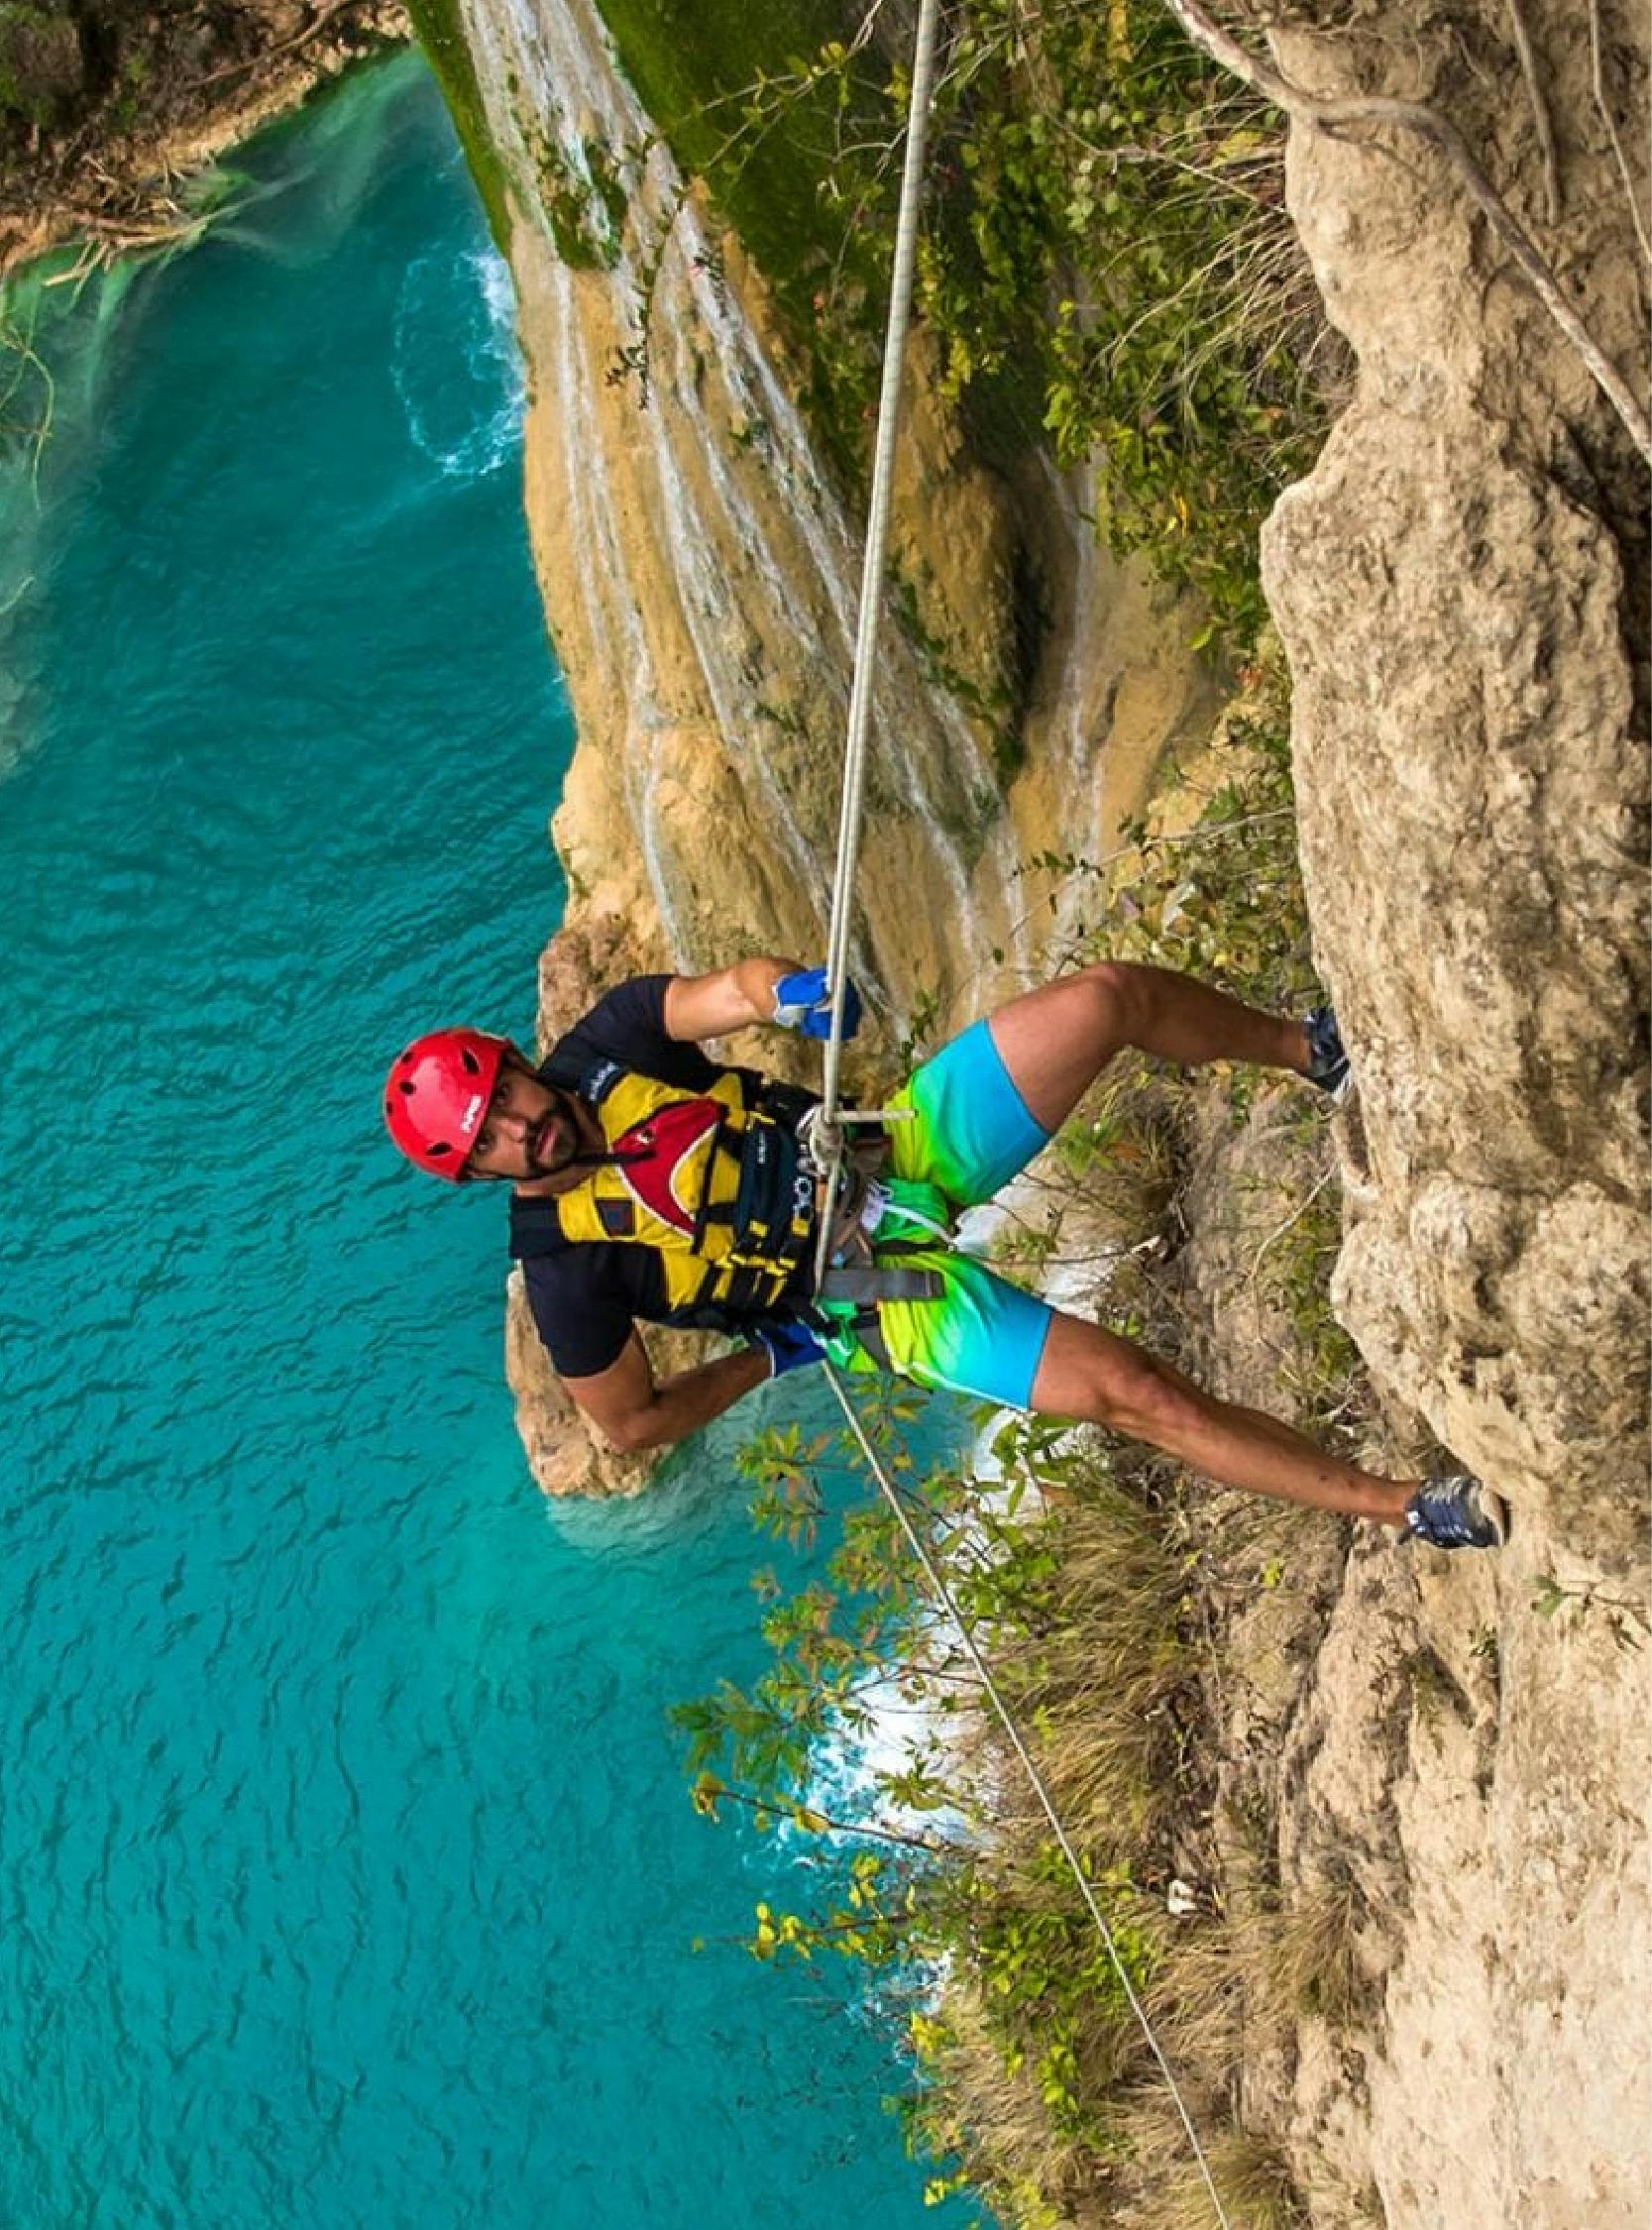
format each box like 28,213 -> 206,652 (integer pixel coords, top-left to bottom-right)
1261,2 -> 1649,1546
1247,1 -> 1650,2220
463,0 -> 1215,1039
448,0 -> 1650,2213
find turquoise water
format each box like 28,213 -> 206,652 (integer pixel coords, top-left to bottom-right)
0,55 -> 970,2227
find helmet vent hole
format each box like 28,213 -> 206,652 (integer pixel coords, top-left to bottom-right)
461,1050 -> 481,1074
429,1143 -> 453,1158
397,1079 -> 415,1095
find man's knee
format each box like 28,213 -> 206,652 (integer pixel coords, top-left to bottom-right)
1076,959 -> 1153,1047
1084,1343 -> 1201,1447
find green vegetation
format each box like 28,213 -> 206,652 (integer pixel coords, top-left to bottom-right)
0,1 -> 78,127
404,0 -> 513,252
523,118 -> 628,269
1064,665 -> 1312,1017
676,1406 -> 1209,2221
680,1360 -> 1329,2221
1530,1571 -> 1650,1654
569,0 -> 1340,639
564,20 -> 1355,2224
915,2 -> 1335,637
590,0 -> 899,481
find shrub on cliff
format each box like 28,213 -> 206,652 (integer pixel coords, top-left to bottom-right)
580,0 -> 1343,643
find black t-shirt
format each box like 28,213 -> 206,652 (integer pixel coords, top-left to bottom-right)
517,975 -> 804,1378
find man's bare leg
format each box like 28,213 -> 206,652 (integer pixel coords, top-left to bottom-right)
982,963 -> 1423,1522
988,960 -> 1311,1133
1031,1314 -> 1413,1523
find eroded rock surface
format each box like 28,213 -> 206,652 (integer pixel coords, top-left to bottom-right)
1253,2 -> 1649,2219
1263,0 -> 1649,1540
459,5 -> 1649,2215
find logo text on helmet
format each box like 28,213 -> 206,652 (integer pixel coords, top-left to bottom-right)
463,1092 -> 486,1134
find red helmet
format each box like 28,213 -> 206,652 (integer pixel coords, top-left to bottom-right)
384,1028 -> 509,1180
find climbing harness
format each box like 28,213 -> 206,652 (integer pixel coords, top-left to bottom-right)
508,1061 -> 819,1315
804,3 -> 1233,2221
506,1059 -> 943,1330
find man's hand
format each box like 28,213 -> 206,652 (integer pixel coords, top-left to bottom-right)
749,1319 -> 828,1378
771,965 -> 862,1042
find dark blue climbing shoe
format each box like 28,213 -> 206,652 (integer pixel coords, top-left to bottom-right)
1403,1475 -> 1509,1551
1304,1005 -> 1353,1102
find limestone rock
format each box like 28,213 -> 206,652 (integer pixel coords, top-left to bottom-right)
1261,0 -> 1650,1532
461,0 -> 1218,1501
462,0 -> 1214,1039
1252,0 -> 1650,2218
504,1267 -> 645,1499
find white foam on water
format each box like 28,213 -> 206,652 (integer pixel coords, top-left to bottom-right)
391,246 -> 525,482
789,1631 -> 975,1861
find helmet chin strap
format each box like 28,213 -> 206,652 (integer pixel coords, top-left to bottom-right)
549,1145 -> 643,1173
539,1087 -> 650,1177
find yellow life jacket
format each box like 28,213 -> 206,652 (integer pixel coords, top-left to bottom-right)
507,1061 -> 820,1321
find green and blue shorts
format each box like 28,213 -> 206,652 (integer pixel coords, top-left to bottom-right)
823,1019 -> 1055,1411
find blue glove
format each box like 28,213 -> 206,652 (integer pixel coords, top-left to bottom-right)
750,1319 -> 828,1379
772,965 -> 862,1042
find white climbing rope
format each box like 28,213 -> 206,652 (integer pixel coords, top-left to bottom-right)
817,0 -> 945,1148
806,7 -> 1234,2223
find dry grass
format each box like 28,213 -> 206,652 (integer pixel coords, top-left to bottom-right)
994,1480 -> 1194,1854
923,1977 -> 1101,2228
1237,1861 -> 1372,2034
1115,2119 -> 1306,2230
927,1479 -> 1319,2227
989,1061 -> 1185,1284
934,1912 -> 1316,2228
911,1001 -> 1347,2227
1141,1926 -> 1244,2100
1048,1063 -> 1184,1237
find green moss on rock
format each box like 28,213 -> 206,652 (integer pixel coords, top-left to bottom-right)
402,0 -> 512,252
592,0 -> 894,483
0,3 -> 83,123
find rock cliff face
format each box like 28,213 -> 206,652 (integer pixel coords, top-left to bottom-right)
1262,0 -> 1648,1540
456,0 -> 1217,1494
1248,4 -> 1649,2222
436,4 -> 1649,2214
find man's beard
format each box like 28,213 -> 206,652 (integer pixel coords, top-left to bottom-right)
526,1089 -> 644,1181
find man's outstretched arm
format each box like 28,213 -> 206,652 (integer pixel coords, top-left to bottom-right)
564,1329 -> 771,1454
661,956 -> 800,1044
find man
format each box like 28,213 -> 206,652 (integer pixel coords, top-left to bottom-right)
384,954 -> 1506,1549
